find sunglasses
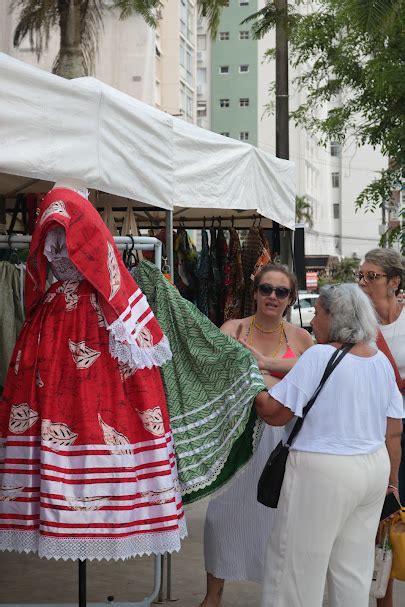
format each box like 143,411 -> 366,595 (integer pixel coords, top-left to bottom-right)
354,271 -> 387,283
257,283 -> 291,299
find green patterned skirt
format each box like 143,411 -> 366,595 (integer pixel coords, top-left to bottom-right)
135,261 -> 266,503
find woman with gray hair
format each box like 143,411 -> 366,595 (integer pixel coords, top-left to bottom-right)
356,247 -> 404,607
254,284 -> 403,607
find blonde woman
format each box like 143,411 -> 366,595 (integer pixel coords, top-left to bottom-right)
357,248 -> 405,607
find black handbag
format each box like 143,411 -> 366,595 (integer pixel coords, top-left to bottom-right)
257,343 -> 354,508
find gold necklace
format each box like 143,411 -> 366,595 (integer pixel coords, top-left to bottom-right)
253,316 -> 283,334
249,318 -> 285,358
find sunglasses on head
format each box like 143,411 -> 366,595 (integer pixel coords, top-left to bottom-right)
354,271 -> 387,283
258,283 -> 291,299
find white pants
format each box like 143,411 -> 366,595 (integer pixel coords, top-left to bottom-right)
261,446 -> 390,607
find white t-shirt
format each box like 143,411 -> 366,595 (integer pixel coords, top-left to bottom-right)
269,344 -> 403,456
379,305 -> 405,414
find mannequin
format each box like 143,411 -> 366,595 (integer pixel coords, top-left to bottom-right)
0,186 -> 186,565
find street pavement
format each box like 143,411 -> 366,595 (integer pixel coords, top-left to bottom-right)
0,498 -> 404,606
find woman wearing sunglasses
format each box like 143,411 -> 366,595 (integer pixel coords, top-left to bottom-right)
357,248 -> 405,607
255,284 -> 403,607
200,264 -> 313,607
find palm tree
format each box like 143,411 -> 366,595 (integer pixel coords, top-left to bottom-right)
11,0 -> 228,79
295,194 -> 313,228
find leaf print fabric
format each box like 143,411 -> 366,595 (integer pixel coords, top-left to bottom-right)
107,241 -> 121,301
0,278 -> 185,561
9,404 -> 39,434
68,340 -> 101,369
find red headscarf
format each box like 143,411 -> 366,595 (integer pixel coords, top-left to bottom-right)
26,187 -> 172,370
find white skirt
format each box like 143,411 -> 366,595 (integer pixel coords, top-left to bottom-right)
204,423 -> 283,582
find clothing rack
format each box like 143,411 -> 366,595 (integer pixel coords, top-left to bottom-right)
0,234 -> 167,607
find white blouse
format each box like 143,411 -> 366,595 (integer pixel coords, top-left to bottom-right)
270,344 -> 403,456
379,306 -> 405,410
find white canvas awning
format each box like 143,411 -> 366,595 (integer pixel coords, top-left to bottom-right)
0,53 -> 296,228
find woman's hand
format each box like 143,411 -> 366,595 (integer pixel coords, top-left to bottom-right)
239,337 -> 270,371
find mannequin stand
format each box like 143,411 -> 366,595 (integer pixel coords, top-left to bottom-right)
0,234 -> 168,607
79,561 -> 87,607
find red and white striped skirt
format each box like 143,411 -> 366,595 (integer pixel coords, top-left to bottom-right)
0,280 -> 186,561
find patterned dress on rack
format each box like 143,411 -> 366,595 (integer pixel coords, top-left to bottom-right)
0,188 -> 186,561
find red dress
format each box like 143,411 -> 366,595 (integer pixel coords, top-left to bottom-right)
0,189 -> 186,561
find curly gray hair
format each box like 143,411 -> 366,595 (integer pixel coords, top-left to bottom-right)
318,283 -> 377,344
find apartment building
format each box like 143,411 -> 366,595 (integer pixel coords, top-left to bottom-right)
200,0 -> 384,258
0,0 -> 198,123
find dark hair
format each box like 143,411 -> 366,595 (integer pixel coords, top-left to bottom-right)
364,248 -> 404,295
253,263 -> 298,314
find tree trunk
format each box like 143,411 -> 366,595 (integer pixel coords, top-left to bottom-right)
54,0 -> 85,78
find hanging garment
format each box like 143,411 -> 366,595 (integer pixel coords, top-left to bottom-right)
174,228 -> 198,303
241,228 -> 271,318
0,188 -> 185,561
134,260 -> 266,503
0,262 -> 24,390
208,228 -> 221,325
223,228 -> 244,321
196,228 -> 210,317
216,228 -> 228,326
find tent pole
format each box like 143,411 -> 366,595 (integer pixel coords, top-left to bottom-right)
166,211 -> 174,280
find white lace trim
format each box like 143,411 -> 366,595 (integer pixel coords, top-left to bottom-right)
179,398 -> 265,498
0,518 -> 187,562
108,321 -> 172,370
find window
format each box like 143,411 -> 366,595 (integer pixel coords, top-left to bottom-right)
180,39 -> 186,68
197,67 -> 207,83
240,131 -> 249,141
220,98 -> 230,108
197,102 -> 207,117
239,64 -> 249,73
239,31 -> 249,40
333,203 -> 340,219
239,97 -> 249,107
240,0 -> 249,5
197,35 -> 207,50
180,0 -> 187,36
220,65 -> 229,74
331,172 -> 340,188
186,49 -> 193,85
330,141 -> 341,157
221,132 -> 230,137
219,31 -> 230,40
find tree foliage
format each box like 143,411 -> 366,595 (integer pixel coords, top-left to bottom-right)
318,256 -> 360,286
295,194 -> 313,228
246,0 -> 405,249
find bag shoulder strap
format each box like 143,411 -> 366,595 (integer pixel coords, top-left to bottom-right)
285,343 -> 353,447
376,328 -> 405,393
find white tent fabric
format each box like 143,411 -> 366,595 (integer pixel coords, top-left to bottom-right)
0,53 -> 296,228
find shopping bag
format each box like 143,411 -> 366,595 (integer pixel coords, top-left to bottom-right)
390,507 -> 405,581
370,522 -> 392,598
257,440 -> 290,508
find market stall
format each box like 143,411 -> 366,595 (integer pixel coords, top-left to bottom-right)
0,52 -> 296,607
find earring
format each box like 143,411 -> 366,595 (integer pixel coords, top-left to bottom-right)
388,288 -> 396,297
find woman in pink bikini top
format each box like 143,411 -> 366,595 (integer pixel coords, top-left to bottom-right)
221,263 -> 313,389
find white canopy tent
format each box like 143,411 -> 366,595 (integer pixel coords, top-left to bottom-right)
0,52 -> 295,230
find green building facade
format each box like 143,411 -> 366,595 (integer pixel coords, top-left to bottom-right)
210,0 -> 258,145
